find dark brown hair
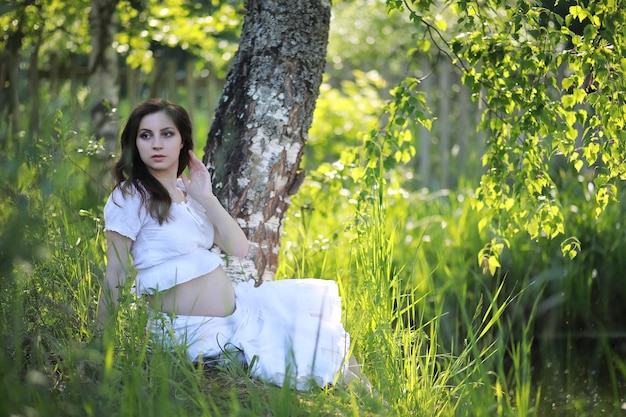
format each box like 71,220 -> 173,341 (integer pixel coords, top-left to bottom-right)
112,98 -> 193,224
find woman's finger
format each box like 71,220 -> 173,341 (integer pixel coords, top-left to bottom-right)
188,150 -> 206,173
188,150 -> 201,164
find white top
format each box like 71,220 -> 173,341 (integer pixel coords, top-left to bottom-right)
103,182 -> 223,295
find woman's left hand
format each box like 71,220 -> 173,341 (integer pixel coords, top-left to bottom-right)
181,150 -> 249,257
181,150 -> 214,202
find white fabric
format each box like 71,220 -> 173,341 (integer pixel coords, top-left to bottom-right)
104,183 -> 352,389
103,183 -> 223,295
148,279 -> 351,390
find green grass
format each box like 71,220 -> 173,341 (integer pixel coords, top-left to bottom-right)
2,103 -> 626,416
276,159 -> 537,416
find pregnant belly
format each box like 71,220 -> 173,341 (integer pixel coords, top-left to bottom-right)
148,266 -> 236,317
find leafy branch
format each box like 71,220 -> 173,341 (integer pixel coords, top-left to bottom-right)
388,0 -> 626,266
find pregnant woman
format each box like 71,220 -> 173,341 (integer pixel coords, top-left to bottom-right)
96,98 -> 369,391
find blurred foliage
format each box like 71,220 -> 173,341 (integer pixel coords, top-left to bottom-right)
307,70 -> 387,168
0,0 -> 243,77
116,0 -> 243,76
326,0 -> 423,89
0,0 -> 91,57
0,93 -> 107,289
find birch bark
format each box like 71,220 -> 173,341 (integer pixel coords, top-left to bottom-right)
203,0 -> 331,284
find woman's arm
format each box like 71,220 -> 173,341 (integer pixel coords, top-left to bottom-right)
198,196 -> 249,257
97,231 -> 132,330
182,150 -> 249,257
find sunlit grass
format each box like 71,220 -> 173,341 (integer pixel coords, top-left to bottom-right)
0,138 -> 525,416
275,155 -> 540,416
2,104 -> 626,416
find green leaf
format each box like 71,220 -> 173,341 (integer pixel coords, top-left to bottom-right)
562,94 -> 575,108
569,5 -> 588,22
435,17 -> 447,31
574,159 -> 584,172
488,255 -> 500,276
566,127 -> 578,140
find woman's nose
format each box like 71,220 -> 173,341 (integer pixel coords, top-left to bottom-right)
152,137 -> 163,149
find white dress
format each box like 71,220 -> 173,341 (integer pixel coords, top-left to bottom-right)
104,183 -> 351,389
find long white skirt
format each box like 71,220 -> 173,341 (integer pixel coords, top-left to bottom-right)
148,279 -> 351,390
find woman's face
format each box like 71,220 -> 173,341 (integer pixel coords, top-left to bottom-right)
136,111 -> 183,178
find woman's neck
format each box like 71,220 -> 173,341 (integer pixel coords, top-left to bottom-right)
150,170 -> 182,201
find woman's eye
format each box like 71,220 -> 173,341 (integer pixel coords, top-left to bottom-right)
163,131 -> 173,137
139,132 -> 151,139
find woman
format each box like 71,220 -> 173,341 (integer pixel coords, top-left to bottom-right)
97,98 -> 368,390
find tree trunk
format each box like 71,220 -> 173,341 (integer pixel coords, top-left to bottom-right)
28,32 -> 41,139
419,57 -> 432,187
438,59 -> 450,188
0,12 -> 25,151
88,0 -> 120,156
203,0 -> 331,285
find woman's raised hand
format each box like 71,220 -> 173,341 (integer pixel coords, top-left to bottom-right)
181,150 -> 249,256
181,150 -> 214,202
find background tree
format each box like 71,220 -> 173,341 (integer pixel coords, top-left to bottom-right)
88,0 -> 120,153
203,0 -> 331,284
0,0 -> 91,145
